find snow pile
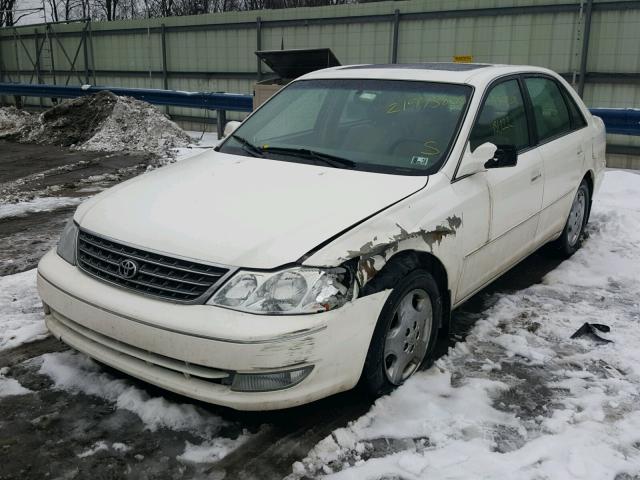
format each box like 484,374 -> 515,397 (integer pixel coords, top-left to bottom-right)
0,106 -> 35,140
76,94 -> 191,155
38,350 -> 252,462
25,91 -> 117,147
1,92 -> 191,157
0,269 -> 48,351
290,170 -> 640,480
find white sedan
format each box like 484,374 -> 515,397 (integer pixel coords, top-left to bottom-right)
37,63 -> 606,410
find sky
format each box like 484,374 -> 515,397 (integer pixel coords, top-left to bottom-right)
13,0 -> 47,25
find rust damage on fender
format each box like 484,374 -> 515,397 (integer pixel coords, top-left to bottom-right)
351,215 -> 462,287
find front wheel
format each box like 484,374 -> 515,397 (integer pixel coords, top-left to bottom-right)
552,179 -> 590,257
360,268 -> 441,396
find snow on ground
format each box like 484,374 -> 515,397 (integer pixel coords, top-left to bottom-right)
178,433 -> 253,463
77,440 -> 110,458
289,170 -> 640,480
75,439 -> 130,458
36,350 -> 252,462
0,196 -> 83,220
0,366 -> 32,397
0,269 -> 48,351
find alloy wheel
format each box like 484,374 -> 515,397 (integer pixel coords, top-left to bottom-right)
383,288 -> 433,385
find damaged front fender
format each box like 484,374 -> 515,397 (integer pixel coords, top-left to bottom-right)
302,175 -> 465,295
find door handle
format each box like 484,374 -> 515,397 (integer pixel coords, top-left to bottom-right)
531,172 -> 542,183
577,146 -> 584,155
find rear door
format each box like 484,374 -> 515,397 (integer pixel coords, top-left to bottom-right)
522,76 -> 589,241
457,77 -> 544,301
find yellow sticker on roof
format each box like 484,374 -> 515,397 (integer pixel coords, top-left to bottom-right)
453,55 -> 473,63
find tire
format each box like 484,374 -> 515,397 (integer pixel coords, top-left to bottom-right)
551,179 -> 590,258
360,266 -> 442,397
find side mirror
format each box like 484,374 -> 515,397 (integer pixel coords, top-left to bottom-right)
484,145 -> 518,169
457,142 -> 497,178
223,120 -> 241,138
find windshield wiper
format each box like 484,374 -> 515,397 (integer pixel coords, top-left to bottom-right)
231,134 -> 264,157
261,146 -> 356,169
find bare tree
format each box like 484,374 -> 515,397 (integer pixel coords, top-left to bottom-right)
0,0 -> 16,26
1,0 -> 44,26
3,0 -> 360,23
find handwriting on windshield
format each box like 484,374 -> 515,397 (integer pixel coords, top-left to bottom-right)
420,140 -> 440,156
386,95 -> 465,114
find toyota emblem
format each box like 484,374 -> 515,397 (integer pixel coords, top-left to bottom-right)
118,258 -> 139,279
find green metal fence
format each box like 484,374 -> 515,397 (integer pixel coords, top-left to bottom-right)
0,0 -> 639,154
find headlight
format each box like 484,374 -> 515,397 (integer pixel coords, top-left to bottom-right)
208,266 -> 353,314
56,219 -> 79,265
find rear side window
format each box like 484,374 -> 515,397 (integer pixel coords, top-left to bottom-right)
470,79 -> 530,151
524,77 -> 571,142
563,89 -> 588,129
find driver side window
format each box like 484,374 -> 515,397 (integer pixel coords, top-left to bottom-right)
470,79 -> 530,152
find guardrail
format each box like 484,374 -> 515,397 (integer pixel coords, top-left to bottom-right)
0,82 -> 253,137
589,108 -> 640,136
1,82 -> 639,138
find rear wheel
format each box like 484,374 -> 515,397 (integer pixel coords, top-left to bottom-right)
552,179 -> 590,257
361,267 -> 441,396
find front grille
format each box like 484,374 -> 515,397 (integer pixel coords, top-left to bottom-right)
76,230 -> 230,303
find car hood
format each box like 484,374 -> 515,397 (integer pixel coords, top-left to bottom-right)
75,150 -> 427,268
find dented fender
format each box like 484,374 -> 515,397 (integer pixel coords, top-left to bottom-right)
303,174 -> 469,296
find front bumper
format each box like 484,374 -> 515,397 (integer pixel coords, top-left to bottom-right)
37,249 -> 389,410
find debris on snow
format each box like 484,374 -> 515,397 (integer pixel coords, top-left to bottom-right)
570,322 -> 613,343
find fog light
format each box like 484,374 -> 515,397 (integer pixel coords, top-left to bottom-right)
231,366 -> 313,392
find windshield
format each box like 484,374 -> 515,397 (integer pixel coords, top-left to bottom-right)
218,79 -> 472,175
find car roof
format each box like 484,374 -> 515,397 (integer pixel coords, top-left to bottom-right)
297,63 -> 554,88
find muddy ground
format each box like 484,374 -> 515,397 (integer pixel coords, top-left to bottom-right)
0,140 -> 563,479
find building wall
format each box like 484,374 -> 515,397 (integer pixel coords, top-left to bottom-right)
0,0 -> 638,157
